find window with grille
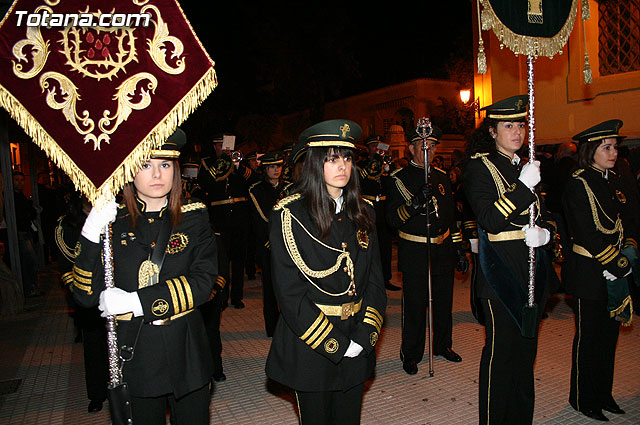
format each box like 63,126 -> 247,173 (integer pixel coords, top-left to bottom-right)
383,118 -> 393,134
598,0 -> 640,76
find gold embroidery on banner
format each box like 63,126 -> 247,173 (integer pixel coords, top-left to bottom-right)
324,338 -> 339,354
166,233 -> 189,254
142,5 -> 186,75
12,13 -> 51,79
59,13 -> 138,81
138,259 -> 159,288
151,299 -> 169,316
370,332 -> 379,346
357,229 -> 369,249
527,0 -> 543,24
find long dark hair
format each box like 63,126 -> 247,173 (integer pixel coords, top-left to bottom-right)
466,118 -> 498,158
294,147 -> 374,239
122,159 -> 183,228
577,140 -> 602,169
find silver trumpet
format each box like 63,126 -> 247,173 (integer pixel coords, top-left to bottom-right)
230,150 -> 243,163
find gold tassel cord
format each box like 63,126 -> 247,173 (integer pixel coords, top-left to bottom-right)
582,5 -> 592,84
477,0 -> 487,74
479,0 -> 579,59
0,67 -> 217,206
610,295 -> 633,326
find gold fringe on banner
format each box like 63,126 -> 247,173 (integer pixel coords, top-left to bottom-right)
479,0 -> 579,59
0,68 -> 218,206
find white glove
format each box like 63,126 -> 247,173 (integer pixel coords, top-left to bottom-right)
524,225 -> 550,248
343,340 -> 363,358
469,238 -> 479,254
603,270 -> 617,281
81,197 -> 118,243
99,287 -> 143,317
518,160 -> 541,189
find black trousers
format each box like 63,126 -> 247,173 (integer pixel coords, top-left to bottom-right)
295,383 -> 364,425
478,299 -> 539,425
259,244 -> 279,336
569,298 -> 620,412
376,219 -> 393,283
79,307 -> 108,402
401,266 -> 454,363
130,384 -> 210,425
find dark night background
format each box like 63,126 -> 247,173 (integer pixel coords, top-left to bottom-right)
180,1 -> 474,150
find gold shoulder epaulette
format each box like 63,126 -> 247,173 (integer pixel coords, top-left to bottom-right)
470,153 -> 489,159
248,181 -> 260,192
362,198 -> 373,207
390,168 -> 402,177
274,193 -> 301,210
572,169 -> 584,177
117,203 -> 126,209
181,201 -> 206,213
433,166 -> 446,174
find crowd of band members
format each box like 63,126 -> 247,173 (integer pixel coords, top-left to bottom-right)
45,103 -> 640,423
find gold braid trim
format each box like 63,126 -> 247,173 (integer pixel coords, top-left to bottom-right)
274,193 -> 301,211
479,0 -> 579,59
54,216 -> 78,263
281,207 -> 355,297
393,175 -> 413,203
181,201 -> 206,213
575,175 -> 623,246
0,67 -> 217,206
249,183 -> 269,223
610,295 -> 633,327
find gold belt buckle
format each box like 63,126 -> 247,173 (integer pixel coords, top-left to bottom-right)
341,302 -> 355,320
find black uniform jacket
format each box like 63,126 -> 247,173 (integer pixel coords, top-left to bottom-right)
197,153 -> 255,228
562,166 -> 637,300
265,194 -> 387,392
248,179 -> 287,247
55,214 -> 83,292
73,198 -> 217,398
463,151 -> 554,300
358,158 -> 391,227
386,162 -> 462,273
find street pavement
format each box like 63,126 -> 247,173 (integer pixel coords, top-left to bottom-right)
1,248 -> 639,424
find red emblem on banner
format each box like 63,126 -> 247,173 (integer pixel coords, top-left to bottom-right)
0,0 -> 217,203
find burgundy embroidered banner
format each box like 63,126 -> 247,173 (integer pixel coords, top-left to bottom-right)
0,0 -> 217,204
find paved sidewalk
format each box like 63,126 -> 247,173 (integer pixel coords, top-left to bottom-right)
1,251 -> 639,424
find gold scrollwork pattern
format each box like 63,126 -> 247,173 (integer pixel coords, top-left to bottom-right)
12,12 -> 51,80
98,72 -> 158,137
142,5 -> 186,75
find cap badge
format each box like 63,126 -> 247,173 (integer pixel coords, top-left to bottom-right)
340,123 -> 350,138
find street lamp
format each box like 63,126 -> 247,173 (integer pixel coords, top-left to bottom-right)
460,89 -> 480,118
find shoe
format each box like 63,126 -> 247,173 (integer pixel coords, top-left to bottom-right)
435,348 -> 462,363
88,399 -> 103,413
231,300 -> 245,309
580,408 -> 609,421
402,360 -> 418,375
213,372 -> 227,382
602,400 -> 625,414
247,275 -> 256,280
385,282 -> 401,291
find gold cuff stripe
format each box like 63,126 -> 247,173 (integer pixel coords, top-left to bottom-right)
311,322 -> 334,350
600,249 -> 619,265
366,306 -> 383,323
62,272 -> 73,282
179,276 -> 193,310
363,317 -> 381,333
216,276 -> 227,289
174,278 -> 187,312
595,245 -> 615,260
307,317 -> 332,349
494,201 -> 509,217
625,238 -> 638,249
502,196 -> 516,211
364,311 -> 382,327
73,265 -> 92,278
497,197 -> 515,214
463,221 -> 477,229
73,281 -> 92,294
300,312 -> 325,341
167,279 -> 180,314
398,204 -> 411,221
73,272 -> 92,285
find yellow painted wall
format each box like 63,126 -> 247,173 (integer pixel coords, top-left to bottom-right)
473,0 -> 640,144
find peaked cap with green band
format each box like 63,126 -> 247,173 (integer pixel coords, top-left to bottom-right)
300,119 -> 362,149
572,119 -> 625,145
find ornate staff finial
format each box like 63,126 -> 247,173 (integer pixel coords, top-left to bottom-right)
416,117 -> 433,140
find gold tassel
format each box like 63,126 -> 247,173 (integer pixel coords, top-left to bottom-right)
477,0 -> 487,74
582,0 -> 590,20
582,10 -> 592,84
